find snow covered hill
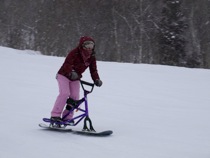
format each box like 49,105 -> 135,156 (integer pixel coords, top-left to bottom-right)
0,46 -> 210,158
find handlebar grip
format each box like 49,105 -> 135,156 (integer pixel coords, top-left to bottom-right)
80,80 -> 94,87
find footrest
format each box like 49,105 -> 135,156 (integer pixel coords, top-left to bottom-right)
43,118 -> 74,126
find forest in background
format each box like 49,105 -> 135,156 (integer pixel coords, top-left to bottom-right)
0,0 -> 210,68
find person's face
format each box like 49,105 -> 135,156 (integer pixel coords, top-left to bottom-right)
83,41 -> 94,51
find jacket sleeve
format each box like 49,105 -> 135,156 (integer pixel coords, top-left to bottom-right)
89,56 -> 100,81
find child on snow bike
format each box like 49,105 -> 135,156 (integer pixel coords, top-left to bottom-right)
50,36 -> 103,124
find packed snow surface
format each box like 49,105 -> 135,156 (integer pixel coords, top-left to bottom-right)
0,46 -> 210,158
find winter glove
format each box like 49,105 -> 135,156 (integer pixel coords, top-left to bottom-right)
94,79 -> 103,87
70,71 -> 79,80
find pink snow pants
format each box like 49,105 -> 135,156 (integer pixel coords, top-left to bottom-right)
51,74 -> 80,120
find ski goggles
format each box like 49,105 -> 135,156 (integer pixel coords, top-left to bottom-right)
83,41 -> 94,49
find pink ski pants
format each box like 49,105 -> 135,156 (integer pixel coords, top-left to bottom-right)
51,74 -> 80,120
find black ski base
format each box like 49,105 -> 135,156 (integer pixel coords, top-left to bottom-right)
39,123 -> 113,137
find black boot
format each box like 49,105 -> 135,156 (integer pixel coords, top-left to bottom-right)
50,117 -> 62,122
50,117 -> 63,128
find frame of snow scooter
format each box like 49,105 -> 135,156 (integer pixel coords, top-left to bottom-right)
43,80 -> 96,131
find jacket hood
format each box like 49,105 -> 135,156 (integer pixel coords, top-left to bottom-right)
79,36 -> 95,47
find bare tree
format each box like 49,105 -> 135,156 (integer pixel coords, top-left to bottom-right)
0,0 -> 210,68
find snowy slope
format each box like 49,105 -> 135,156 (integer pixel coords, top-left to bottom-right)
0,46 -> 210,158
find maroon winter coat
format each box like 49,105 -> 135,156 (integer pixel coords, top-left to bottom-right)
58,36 -> 100,81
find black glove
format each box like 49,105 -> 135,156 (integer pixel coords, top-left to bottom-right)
70,71 -> 79,80
95,79 -> 103,87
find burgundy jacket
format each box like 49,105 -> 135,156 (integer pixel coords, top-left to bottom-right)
58,36 -> 100,81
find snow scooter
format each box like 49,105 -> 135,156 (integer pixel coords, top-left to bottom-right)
39,80 -> 113,136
